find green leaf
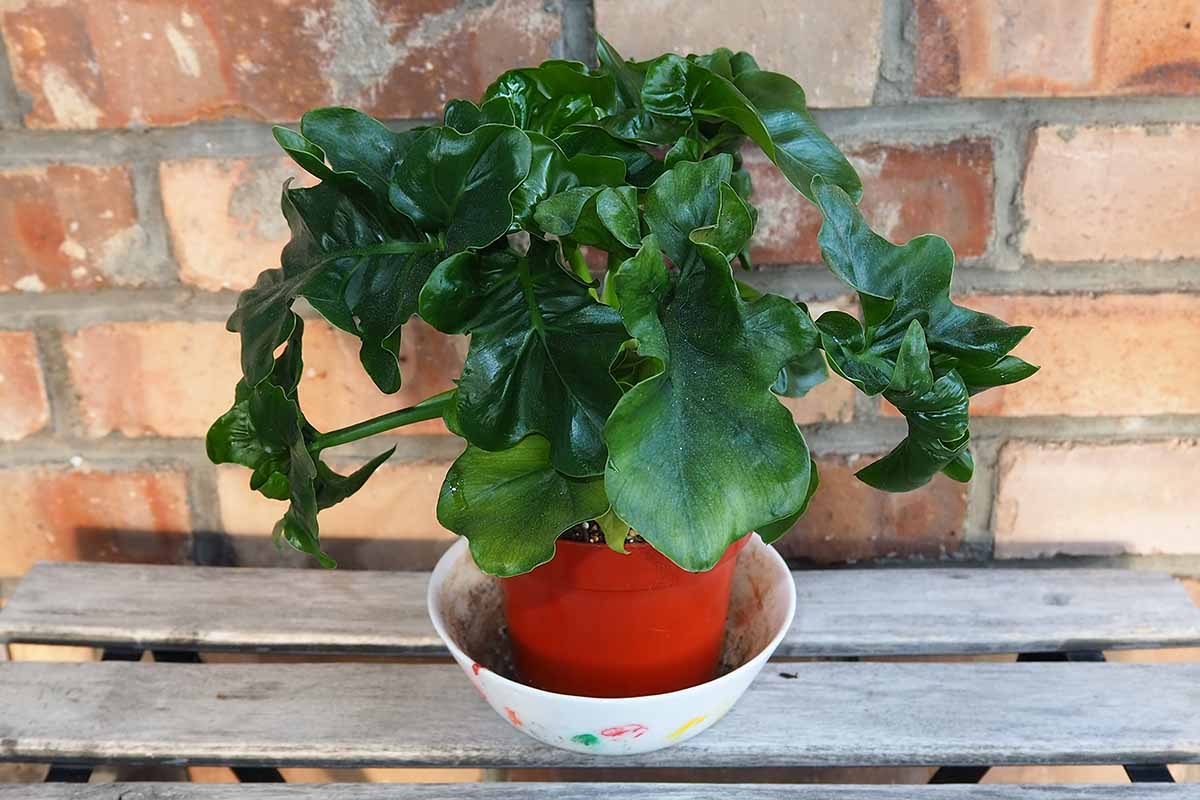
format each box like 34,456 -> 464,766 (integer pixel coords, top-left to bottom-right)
954,355 -> 1040,395
813,176 -> 1031,366
510,132 -> 626,228
299,108 -> 423,203
388,124 -> 532,253
437,436 -> 609,577
772,348 -> 828,399
604,235 -> 819,571
643,154 -> 733,268
595,506 -> 631,554
443,97 -> 516,132
757,456 -> 820,543
418,240 -> 627,476
534,185 -> 641,251
595,34 -> 644,109
861,367 -> 971,492
228,181 -> 442,392
688,182 -> 755,261
732,69 -> 862,202
484,60 -> 619,132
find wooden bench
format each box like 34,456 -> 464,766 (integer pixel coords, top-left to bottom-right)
1,562 -> 1199,797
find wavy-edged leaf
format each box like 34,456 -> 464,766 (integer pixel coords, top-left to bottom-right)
388,124 -> 532,253
534,185 -> 640,251
437,436 -> 608,577
418,240 -> 627,476
510,133 -> 625,228
604,235 -> 819,571
643,154 -> 733,268
443,97 -> 516,133
484,59 -> 620,132
813,176 -> 1031,365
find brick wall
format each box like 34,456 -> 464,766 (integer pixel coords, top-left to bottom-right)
1,0 -> 1198,578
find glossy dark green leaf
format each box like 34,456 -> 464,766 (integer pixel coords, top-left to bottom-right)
688,182 -> 755,261
418,240 -> 627,476
510,133 -> 625,228
772,349 -> 829,399
756,456 -> 820,543
732,70 -> 862,202
595,34 -> 644,109
437,435 -> 609,577
389,124 -> 532,253
604,235 -> 819,570
230,181 -> 442,393
443,97 -> 516,133
299,108 -> 423,202
556,126 -> 662,187
813,176 -> 1031,366
484,59 -> 619,131
954,354 -> 1040,395
534,185 -> 641,251
861,368 -> 971,492
643,154 -> 733,268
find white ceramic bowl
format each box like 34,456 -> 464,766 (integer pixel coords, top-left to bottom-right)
427,532 -> 796,755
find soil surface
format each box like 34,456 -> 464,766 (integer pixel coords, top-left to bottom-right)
559,520 -> 646,546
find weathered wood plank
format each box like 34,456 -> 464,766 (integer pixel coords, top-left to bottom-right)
2,785 -> 1198,799
2,563 -> 1197,657
1,662 -> 1197,768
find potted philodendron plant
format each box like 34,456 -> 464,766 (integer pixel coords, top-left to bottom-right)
208,35 -> 1035,748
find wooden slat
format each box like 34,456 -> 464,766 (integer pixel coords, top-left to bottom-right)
2,785 -> 1199,799
1,661 -> 1198,768
2,563 -> 1198,657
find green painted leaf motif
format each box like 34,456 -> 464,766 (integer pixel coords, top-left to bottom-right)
418,240 -> 627,477
643,154 -> 733,269
812,176 -> 1031,366
388,124 -> 532,253
437,436 -> 609,577
603,235 -> 819,571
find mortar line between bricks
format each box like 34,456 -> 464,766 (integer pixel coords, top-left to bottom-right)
129,160 -> 181,287
4,264 -> 1200,331
558,0 -> 596,65
0,26 -> 24,129
2,97 -> 1200,165
871,0 -> 914,105
30,321 -> 84,438
1,417 -> 1197,467
963,439 -> 1001,559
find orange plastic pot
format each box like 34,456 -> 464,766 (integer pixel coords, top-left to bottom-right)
501,534 -> 750,698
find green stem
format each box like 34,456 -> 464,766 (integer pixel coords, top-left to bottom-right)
311,390 -> 455,451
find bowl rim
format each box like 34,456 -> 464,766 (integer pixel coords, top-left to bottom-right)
426,532 -> 798,706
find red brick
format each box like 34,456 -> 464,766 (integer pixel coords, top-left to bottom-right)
963,294 -> 1200,418
217,459 -> 456,570
748,139 -> 993,265
995,440 -> 1200,558
0,164 -> 146,292
0,0 -> 560,129
596,0 -> 882,108
63,319 -> 464,438
0,465 -> 191,575
1022,125 -> 1200,262
770,453 -> 968,564
161,157 -> 316,292
916,0 -> 1200,97
0,332 -> 50,441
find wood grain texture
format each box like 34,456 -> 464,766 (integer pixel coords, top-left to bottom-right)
2,785 -> 1199,799
1,661 -> 1198,768
2,563 -> 1197,656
